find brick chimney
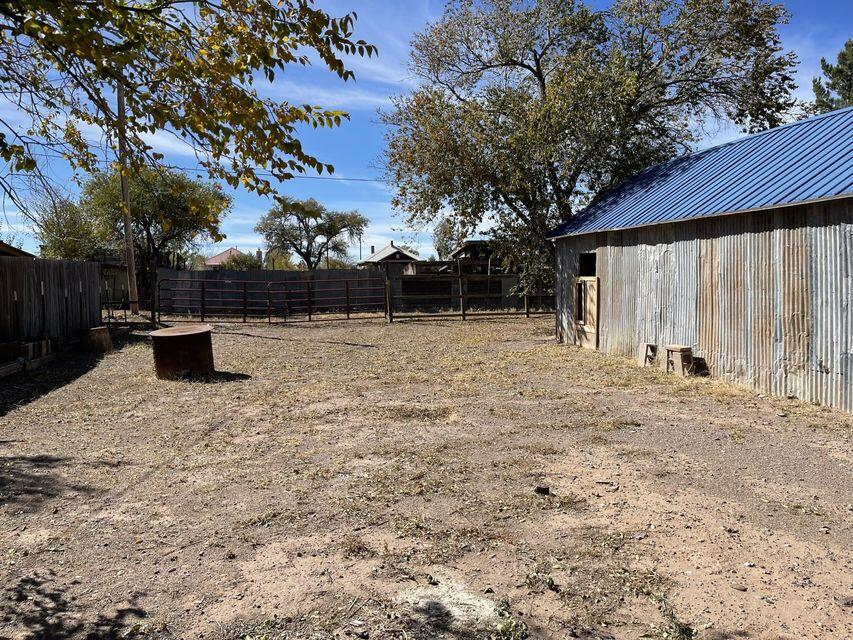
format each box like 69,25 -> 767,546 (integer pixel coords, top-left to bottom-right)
370,245 -> 375,255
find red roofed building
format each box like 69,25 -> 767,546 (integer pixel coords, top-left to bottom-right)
204,247 -> 245,270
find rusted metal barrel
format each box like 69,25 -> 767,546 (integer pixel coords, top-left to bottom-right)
150,324 -> 215,379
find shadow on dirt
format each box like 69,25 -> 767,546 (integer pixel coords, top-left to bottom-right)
0,570 -> 146,639
220,329 -> 378,350
0,455 -> 109,513
0,331 -> 148,418
220,599 -> 487,640
409,600 -> 482,639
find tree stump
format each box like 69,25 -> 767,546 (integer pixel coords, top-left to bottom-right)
150,324 -> 215,379
84,327 -> 113,353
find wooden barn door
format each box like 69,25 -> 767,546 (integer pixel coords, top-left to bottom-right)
574,276 -> 599,350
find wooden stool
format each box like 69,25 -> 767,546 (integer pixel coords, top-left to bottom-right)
638,343 -> 657,367
664,344 -> 694,376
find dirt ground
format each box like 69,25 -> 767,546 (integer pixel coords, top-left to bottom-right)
1,316 -> 851,640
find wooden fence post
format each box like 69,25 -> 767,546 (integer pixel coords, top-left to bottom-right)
200,280 -> 206,322
307,282 -> 313,321
242,281 -> 248,323
64,285 -> 69,337
383,277 -> 388,319
458,274 -> 466,320
150,260 -> 156,327
524,292 -> 530,318
386,279 -> 394,323
345,280 -> 351,319
40,280 -> 46,337
267,286 -> 272,324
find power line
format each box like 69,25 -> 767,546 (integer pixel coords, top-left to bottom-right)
7,165 -> 386,183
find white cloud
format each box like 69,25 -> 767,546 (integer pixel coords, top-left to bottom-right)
140,130 -> 201,159
261,79 -> 392,110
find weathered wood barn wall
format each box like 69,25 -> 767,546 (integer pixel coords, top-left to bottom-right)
555,198 -> 853,412
0,257 -> 101,343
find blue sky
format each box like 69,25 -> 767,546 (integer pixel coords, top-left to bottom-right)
2,0 -> 851,259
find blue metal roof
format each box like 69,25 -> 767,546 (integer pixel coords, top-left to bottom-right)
547,106 -> 853,239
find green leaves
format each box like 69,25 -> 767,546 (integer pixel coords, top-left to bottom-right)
0,0 -> 376,204
811,39 -> 853,114
255,197 -> 368,270
36,166 -> 231,273
384,0 -> 797,290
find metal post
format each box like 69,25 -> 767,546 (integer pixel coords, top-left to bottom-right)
242,281 -> 248,323
150,259 -> 156,327
383,277 -> 388,319
200,281 -> 206,322
267,285 -> 272,324
64,286 -> 69,338
385,278 -> 394,323
79,280 -> 84,330
459,274 -> 466,321
345,280 -> 351,319
307,282 -> 312,321
13,290 -> 19,336
157,280 -> 162,325
524,292 -> 530,318
41,280 -> 46,337
283,286 -> 289,322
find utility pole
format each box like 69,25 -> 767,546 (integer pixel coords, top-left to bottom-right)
117,80 -> 140,315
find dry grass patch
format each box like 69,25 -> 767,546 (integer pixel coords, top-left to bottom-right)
2,317 -> 849,640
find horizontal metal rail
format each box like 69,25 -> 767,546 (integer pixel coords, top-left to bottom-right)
156,275 -> 553,324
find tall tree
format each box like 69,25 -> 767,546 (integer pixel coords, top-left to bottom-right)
35,196 -> 106,261
263,247 -> 297,270
383,0 -> 796,289
83,168 -> 230,292
36,168 -> 230,294
812,39 -> 853,113
255,197 -> 367,270
0,1 -> 376,210
432,218 -> 472,260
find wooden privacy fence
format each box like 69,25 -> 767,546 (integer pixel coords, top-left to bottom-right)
156,267 -> 386,322
156,268 -> 554,323
0,257 -> 101,343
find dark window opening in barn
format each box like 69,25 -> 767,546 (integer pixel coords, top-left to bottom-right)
578,252 -> 596,277
575,281 -> 585,324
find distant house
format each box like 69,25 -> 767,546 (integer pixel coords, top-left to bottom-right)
0,240 -> 35,258
447,239 -> 492,262
548,106 -> 853,413
92,253 -> 129,302
358,242 -> 419,271
204,247 -> 245,270
442,239 -> 510,275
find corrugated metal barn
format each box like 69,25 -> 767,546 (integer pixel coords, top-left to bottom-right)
548,106 -> 853,412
